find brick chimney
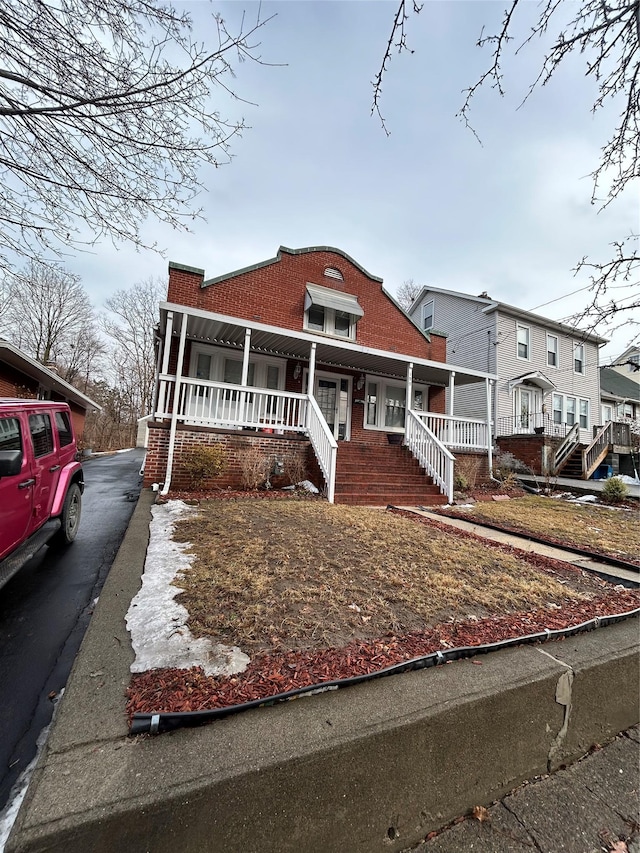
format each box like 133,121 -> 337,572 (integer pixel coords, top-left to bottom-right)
167,262 -> 205,305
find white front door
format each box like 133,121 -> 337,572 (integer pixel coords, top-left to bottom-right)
310,372 -> 351,440
514,387 -> 539,432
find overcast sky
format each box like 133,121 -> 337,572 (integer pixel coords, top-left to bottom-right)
69,0 -> 637,361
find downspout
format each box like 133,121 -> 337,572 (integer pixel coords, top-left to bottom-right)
161,313 -> 187,496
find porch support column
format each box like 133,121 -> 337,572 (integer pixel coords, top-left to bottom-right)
405,362 -> 413,437
156,311 -> 174,416
241,328 -> 252,385
307,342 -> 317,397
486,377 -> 494,475
161,312 -> 188,496
240,328 -> 252,423
448,371 -> 455,445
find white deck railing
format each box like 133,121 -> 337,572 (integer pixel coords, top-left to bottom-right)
157,375 -> 338,502
306,395 -> 338,503
157,376 -> 309,431
405,410 -> 455,502
416,412 -> 489,451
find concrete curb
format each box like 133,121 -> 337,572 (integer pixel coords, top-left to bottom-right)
7,492 -> 640,853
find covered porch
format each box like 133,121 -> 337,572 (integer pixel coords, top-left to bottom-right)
151,303 -> 496,503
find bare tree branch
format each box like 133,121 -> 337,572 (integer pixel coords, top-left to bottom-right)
0,0 -> 276,273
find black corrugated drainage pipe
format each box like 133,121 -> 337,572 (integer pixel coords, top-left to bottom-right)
129,608 -> 639,736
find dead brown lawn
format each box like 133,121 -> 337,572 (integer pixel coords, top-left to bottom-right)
172,501 -> 607,655
442,495 -> 639,564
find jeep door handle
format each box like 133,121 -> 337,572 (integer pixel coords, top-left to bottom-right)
19,479 -> 36,489
49,465 -> 61,472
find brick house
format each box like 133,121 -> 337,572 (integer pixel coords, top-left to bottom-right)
0,339 -> 100,442
146,246 -> 496,504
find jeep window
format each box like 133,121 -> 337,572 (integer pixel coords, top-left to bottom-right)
0,417 -> 22,452
29,414 -> 54,457
55,411 -> 73,447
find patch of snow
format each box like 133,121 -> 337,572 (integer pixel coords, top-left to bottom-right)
614,474 -> 639,485
125,500 -> 250,677
298,479 -> 319,494
573,494 -> 598,503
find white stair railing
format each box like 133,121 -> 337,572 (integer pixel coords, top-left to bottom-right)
417,412 -> 488,451
305,396 -> 337,503
405,410 -> 455,502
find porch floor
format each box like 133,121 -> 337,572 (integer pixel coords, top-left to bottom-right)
334,441 -> 447,506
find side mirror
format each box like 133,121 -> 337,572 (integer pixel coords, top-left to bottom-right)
0,450 -> 23,477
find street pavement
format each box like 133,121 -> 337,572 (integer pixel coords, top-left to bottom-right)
404,728 -> 640,853
0,449 -> 144,813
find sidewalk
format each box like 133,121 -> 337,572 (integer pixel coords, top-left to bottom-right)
404,727 -> 640,853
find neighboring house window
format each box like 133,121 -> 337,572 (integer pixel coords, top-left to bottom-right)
546,334 -> 558,368
553,394 -> 563,425
628,353 -> 639,372
573,343 -> 585,374
579,399 -> 589,429
618,402 -> 633,418
517,324 -> 530,360
422,300 -> 434,332
566,397 -> 576,426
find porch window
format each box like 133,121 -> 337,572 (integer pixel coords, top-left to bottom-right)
574,343 -> 585,374
223,359 -> 255,386
552,394 -> 563,425
566,397 -> 576,426
366,382 -> 377,425
579,399 -> 589,429
384,386 -> 406,428
546,335 -> 558,368
517,325 -> 530,360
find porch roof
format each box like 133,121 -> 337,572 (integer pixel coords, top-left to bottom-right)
160,303 -> 496,388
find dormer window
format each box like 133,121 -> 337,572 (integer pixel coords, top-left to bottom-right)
304,283 -> 363,340
324,266 -> 344,281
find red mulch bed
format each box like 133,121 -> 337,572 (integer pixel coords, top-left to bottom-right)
431,506 -> 640,568
126,590 -> 639,719
126,494 -> 639,721
159,488 -> 321,503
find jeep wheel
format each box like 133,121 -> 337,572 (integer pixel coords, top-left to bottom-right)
52,483 -> 82,546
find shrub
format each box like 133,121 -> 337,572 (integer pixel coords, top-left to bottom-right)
182,445 -> 227,490
454,455 -> 481,492
240,446 -> 271,490
282,451 -> 307,486
601,476 -> 629,505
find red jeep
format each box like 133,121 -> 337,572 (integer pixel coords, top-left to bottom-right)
0,399 -> 84,590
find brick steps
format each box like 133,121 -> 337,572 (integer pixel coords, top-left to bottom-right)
334,441 -> 447,506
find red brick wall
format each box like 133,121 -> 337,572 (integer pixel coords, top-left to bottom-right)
495,435 -> 563,476
0,365 -> 38,398
145,422 -> 323,492
166,249 -> 447,363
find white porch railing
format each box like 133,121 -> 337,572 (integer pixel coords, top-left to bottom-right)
157,375 -> 338,502
416,412 -> 489,451
405,410 -> 455,502
306,395 -> 338,503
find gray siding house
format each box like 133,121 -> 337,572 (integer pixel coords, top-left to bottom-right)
407,288 -> 608,476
